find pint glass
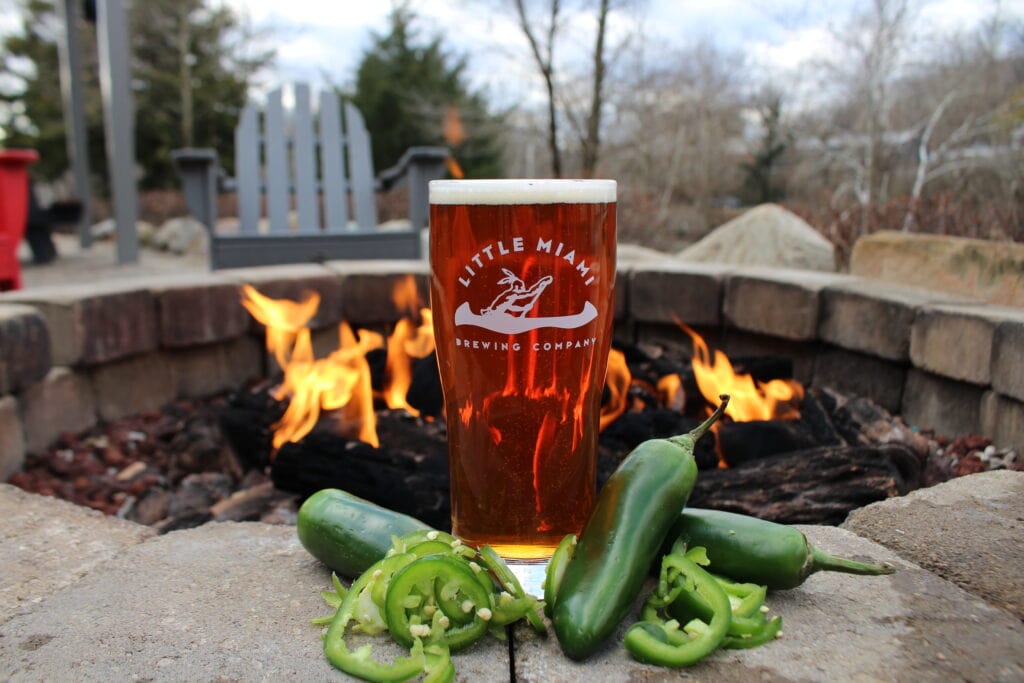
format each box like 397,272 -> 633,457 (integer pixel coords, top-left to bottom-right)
429,179 -> 617,564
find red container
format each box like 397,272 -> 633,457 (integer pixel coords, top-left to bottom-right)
0,149 -> 40,291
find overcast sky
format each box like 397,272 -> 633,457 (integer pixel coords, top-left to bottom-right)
0,0 -> 1019,109
222,0 -> 1023,108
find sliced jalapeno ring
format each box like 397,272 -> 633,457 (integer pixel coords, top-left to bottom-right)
543,534 -> 577,616
722,615 -> 783,649
323,557 -> 427,681
478,545 -> 546,635
385,554 -> 491,652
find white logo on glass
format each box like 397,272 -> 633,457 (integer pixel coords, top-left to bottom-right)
454,268 -> 598,334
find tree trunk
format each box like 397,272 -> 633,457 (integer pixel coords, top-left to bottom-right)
514,0 -> 563,177
580,0 -> 609,178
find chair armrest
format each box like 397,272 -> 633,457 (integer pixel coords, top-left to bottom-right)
376,146 -> 449,232
171,148 -> 220,231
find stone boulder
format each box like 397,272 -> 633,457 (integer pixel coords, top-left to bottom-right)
154,216 -> 209,255
850,231 -> 1024,307
90,219 -> 155,243
617,243 -> 674,263
677,204 -> 836,271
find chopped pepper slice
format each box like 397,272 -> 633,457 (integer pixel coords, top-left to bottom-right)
323,555 -> 427,681
624,553 -> 732,667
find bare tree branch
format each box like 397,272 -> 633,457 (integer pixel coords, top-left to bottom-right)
580,0 -> 609,177
513,0 -> 563,177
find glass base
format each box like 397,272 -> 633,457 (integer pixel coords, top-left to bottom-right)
505,558 -> 549,598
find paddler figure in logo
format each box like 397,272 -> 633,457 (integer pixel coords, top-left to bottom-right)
454,268 -> 596,334
481,268 -> 554,318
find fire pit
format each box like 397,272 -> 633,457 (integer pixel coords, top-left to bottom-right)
2,260 -> 1023,682
2,262 -> 1020,533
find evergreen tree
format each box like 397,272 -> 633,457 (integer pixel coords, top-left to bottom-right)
0,0 -> 272,189
131,0 -> 272,187
351,4 -> 504,178
0,0 -> 105,183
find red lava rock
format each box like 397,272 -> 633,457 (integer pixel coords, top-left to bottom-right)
101,447 -> 126,467
8,472 -> 30,488
953,453 -> 987,476
947,434 -> 991,457
46,455 -> 74,476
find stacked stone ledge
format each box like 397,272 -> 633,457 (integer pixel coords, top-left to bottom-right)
618,262 -> 1024,452
1,259 -> 1022,479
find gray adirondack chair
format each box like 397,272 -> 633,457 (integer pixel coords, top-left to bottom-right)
172,83 -> 448,269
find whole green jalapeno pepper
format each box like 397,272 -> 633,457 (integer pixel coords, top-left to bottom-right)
664,508 -> 895,590
551,396 -> 730,660
298,489 -> 430,578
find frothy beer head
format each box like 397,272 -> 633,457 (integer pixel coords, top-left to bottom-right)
429,179 -> 616,205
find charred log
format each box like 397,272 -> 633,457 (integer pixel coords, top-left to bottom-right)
270,412 -> 451,530
689,443 -> 922,525
219,389 -> 283,470
599,410 -> 720,479
406,352 -> 444,419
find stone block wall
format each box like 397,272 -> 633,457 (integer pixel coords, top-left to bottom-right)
1,260 -> 1021,478
621,261 -> 1024,449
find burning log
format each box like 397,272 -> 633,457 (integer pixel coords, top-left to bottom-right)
689,442 -> 922,525
406,351 -> 444,419
269,412 -> 452,530
717,391 -> 845,466
218,387 -> 283,470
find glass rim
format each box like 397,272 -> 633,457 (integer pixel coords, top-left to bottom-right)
429,178 -> 616,205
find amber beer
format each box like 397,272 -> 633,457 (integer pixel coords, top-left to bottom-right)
429,179 -> 616,561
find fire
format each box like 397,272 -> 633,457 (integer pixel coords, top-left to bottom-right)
680,323 -> 804,423
384,276 -> 435,416
241,286 -> 382,450
599,349 -> 630,430
240,276 -> 737,454
239,278 -> 434,452
240,284 -> 319,369
442,104 -> 465,179
657,373 -> 685,412
273,323 -> 379,449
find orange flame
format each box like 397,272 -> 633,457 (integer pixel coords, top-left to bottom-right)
443,105 -> 466,145
657,373 -> 685,412
442,104 -> 466,179
599,349 -> 630,430
240,284 -> 319,369
680,323 -> 804,423
384,276 -> 435,416
240,286 -> 381,451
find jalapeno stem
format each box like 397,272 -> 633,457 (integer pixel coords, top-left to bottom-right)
809,546 -> 895,577
667,394 -> 729,449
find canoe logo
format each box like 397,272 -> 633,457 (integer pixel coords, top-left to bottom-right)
455,268 -> 597,334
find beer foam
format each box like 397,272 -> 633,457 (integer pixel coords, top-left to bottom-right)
429,179 -> 616,205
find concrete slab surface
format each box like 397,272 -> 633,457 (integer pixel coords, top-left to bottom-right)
0,521 -> 510,682
0,483 -> 153,625
513,526 -> 1024,683
844,470 -> 1024,619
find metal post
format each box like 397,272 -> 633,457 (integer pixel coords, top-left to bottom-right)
96,0 -> 139,264
56,0 -> 93,249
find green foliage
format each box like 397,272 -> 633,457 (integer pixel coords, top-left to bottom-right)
0,0 -> 272,189
0,0 -> 105,183
351,4 -> 504,178
130,0 -> 272,187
